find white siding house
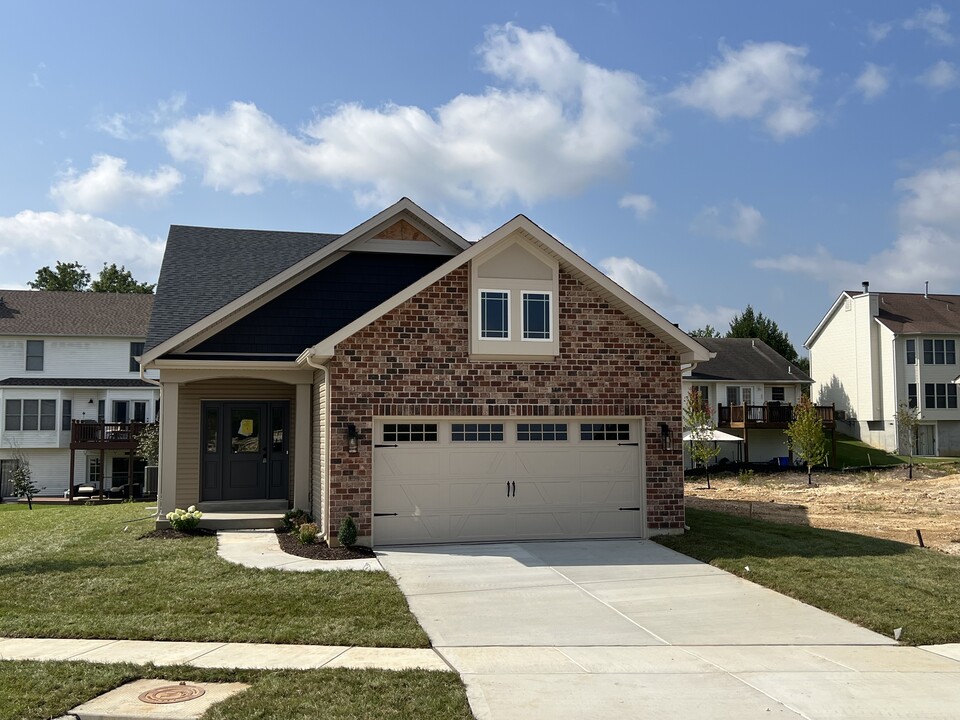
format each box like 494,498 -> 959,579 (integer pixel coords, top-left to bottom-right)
682,338 -> 820,467
0,291 -> 159,498
807,285 -> 960,456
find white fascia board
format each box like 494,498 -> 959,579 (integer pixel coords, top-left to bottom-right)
308,214 -> 712,363
805,292 -> 853,349
141,198 -> 470,365
151,359 -> 304,371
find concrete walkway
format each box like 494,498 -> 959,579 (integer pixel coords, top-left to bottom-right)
216,529 -> 383,571
0,637 -> 447,671
379,539 -> 960,720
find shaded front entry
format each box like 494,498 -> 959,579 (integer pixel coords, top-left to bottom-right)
201,401 -> 289,501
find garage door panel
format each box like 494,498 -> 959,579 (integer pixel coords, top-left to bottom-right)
373,418 -> 644,545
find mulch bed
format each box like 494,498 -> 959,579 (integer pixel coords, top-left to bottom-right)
276,530 -> 377,561
138,528 -> 216,540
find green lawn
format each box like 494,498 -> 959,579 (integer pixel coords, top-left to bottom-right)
656,507 -> 960,645
0,660 -> 471,720
830,434 -> 903,467
0,503 -> 428,647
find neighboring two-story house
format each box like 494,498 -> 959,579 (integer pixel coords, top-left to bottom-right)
142,198 -> 710,546
682,337 -> 820,466
807,284 -> 960,457
0,291 -> 159,498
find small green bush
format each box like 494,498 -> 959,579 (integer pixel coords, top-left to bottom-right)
166,506 -> 203,532
338,515 -> 358,548
297,522 -> 319,545
737,469 -> 755,485
282,508 -> 312,531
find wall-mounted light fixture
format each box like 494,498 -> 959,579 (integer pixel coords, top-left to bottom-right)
659,422 -> 673,451
88,398 -> 94,404
347,423 -> 359,455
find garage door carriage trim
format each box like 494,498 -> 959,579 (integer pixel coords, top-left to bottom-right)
372,416 -> 647,546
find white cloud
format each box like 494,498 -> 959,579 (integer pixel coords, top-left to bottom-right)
755,152 -> 960,294
618,193 -> 656,220
162,24 -> 657,207
867,21 -> 893,44
599,256 -> 737,332
671,41 -> 820,139
50,155 -> 183,213
918,60 -> 959,90
97,94 -> 186,140
691,201 -> 764,244
0,211 -> 164,285
855,63 -> 890,100
903,4 -> 954,45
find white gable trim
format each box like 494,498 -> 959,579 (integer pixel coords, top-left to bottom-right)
142,198 -> 470,366
306,215 -> 711,364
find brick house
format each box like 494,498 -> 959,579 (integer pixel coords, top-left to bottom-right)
142,199 -> 709,546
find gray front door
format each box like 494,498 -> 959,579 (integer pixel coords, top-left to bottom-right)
201,401 -> 289,501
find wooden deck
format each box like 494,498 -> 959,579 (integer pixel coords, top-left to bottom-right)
70,421 -> 148,450
717,403 -> 836,430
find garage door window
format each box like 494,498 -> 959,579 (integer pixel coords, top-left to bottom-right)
451,423 -> 504,441
383,423 -> 438,442
580,423 -> 630,441
517,423 -> 567,441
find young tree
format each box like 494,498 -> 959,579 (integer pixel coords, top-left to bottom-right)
688,325 -> 722,338
91,263 -> 156,294
683,388 -> 722,489
136,422 -> 159,466
895,402 -> 920,480
8,443 -> 40,509
785,396 -> 828,485
28,261 -> 90,291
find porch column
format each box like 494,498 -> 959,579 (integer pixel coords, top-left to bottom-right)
293,382 -> 311,510
158,382 -> 179,516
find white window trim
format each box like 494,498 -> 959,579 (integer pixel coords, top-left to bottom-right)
478,289 -> 511,341
521,290 -> 553,342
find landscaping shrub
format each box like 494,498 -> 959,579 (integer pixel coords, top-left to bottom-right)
166,506 -> 203,532
283,508 -> 312,531
297,522 -> 319,545
338,515 -> 358,548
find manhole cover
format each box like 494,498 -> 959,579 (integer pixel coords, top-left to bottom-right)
138,683 -> 206,704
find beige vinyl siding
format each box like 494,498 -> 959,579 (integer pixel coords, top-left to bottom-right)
176,378 -> 297,508
311,369 -> 327,525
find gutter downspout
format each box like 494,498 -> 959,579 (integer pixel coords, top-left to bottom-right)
303,350 -> 330,543
139,363 -> 162,519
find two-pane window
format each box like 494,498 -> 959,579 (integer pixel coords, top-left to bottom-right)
908,383 -> 918,409
906,339 -> 916,365
771,387 -> 785,402
129,342 -> 144,372
924,383 -> 957,409
61,399 -> 72,431
479,290 -> 552,341
25,340 -> 43,371
922,339 -> 956,365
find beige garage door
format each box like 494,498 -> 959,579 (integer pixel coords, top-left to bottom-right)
372,418 -> 644,545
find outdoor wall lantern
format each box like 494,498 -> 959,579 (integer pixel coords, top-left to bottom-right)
347,423 -> 359,455
659,422 -> 673,451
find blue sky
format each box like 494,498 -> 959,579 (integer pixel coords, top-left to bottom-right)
2,1 -> 958,353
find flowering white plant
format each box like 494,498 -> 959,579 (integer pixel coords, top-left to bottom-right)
166,505 -> 203,532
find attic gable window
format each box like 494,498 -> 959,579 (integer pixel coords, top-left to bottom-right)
480,290 -> 509,340
522,292 -> 551,340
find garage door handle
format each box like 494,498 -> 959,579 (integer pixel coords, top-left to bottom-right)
618,442 -> 639,446
374,512 -> 398,517
512,481 -> 516,497
506,481 -> 510,497
619,507 -> 641,511
375,444 -> 398,448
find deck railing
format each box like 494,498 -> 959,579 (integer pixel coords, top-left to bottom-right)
717,403 -> 835,428
70,421 -> 148,447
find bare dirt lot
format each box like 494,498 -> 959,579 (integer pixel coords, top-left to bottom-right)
685,464 -> 960,554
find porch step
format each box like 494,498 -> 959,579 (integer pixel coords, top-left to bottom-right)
197,499 -> 288,513
158,511 -> 286,531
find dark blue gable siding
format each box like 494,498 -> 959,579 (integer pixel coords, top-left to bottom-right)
190,252 -> 449,356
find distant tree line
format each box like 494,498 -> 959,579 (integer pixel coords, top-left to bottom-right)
689,305 -> 809,373
28,260 -> 155,294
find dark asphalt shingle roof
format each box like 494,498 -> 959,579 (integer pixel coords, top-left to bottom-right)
0,378 -> 155,387
688,338 -> 812,383
145,225 -> 341,350
872,292 -> 960,334
0,290 -> 152,337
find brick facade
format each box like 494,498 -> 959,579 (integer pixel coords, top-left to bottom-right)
324,265 -> 684,540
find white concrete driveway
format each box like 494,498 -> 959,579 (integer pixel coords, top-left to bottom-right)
378,540 -> 960,720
